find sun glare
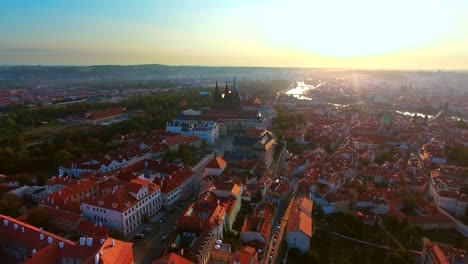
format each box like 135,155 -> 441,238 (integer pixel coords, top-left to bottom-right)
259,0 -> 461,58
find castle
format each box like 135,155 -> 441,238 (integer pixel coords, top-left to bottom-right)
212,77 -> 242,110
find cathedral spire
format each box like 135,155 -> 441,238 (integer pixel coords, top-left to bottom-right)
232,76 -> 238,91
224,82 -> 229,95
213,80 -> 221,108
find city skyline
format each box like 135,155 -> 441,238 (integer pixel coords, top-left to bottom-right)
1,0 -> 468,69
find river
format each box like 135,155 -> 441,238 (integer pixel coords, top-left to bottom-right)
285,81 -> 316,100
284,82 -> 467,121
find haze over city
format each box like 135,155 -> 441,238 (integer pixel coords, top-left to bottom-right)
1,1 -> 468,264
1,0 -> 468,69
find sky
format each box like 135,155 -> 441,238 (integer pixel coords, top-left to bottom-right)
1,0 -> 468,69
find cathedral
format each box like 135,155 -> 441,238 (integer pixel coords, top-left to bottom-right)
212,77 -> 242,110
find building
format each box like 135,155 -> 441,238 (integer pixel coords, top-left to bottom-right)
211,182 -> 243,231
204,156 -> 227,177
152,163 -> 196,209
286,197 -> 314,253
313,192 -> 350,215
241,203 -> 276,251
169,108 -> 266,138
0,214 -> 133,264
232,246 -> 259,264
153,252 -> 193,264
421,238 -> 466,264
166,120 -> 219,144
43,178 -> 99,204
242,97 -> 277,129
165,199 -> 226,264
82,179 -> 162,236
232,130 -> 276,169
212,78 -> 242,111
85,107 -> 128,125
428,176 -> 468,219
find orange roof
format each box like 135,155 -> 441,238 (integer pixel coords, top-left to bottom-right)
206,156 -> 227,170
88,108 -> 124,120
234,246 -> 258,264
84,179 -> 159,212
99,237 -> 134,264
299,197 -> 313,215
287,199 -> 314,238
231,184 -> 241,197
152,252 -> 194,264
299,212 -> 313,237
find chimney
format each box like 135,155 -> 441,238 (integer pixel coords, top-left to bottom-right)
86,237 -> 93,247
58,241 -> 64,248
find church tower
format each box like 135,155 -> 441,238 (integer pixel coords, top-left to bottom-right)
213,81 -> 222,108
212,77 -> 242,110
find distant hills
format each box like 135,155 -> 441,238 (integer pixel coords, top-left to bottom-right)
0,64 -> 467,90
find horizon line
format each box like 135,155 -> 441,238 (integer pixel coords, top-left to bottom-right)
1,63 -> 468,72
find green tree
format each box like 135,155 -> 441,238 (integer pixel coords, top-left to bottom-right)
324,144 -> 332,154
180,149 -> 195,165
385,252 -> 406,264
110,229 -> 124,239
36,174 -> 48,186
18,173 -> 33,186
27,207 -> 49,228
403,196 -> 416,214
0,193 -> 23,217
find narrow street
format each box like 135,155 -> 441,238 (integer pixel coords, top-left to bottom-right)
132,199 -> 193,264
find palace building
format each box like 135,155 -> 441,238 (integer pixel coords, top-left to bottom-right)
167,78 -> 268,142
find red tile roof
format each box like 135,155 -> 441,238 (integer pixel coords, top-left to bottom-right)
152,252 -> 193,264
206,156 -> 227,170
84,179 -> 159,212
87,108 -> 124,120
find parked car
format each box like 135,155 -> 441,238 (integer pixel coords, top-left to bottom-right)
133,233 -> 145,239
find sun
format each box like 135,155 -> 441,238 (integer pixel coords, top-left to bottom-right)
258,0 -> 458,58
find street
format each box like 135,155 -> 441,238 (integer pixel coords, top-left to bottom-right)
132,199 -> 192,264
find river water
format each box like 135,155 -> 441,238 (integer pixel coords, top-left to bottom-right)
284,82 -> 466,121
285,81 -> 315,100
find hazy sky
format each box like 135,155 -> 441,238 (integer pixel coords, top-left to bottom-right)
1,0 -> 468,69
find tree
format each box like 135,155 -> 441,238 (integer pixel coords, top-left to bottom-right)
403,196 -> 416,214
180,149 -> 195,165
313,204 -> 325,219
324,144 -> 332,154
53,150 -> 74,166
110,229 -> 124,239
18,173 -> 33,186
385,252 -> 406,264
36,174 -> 48,186
27,207 -> 49,228
0,193 -> 23,217
252,190 -> 262,203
